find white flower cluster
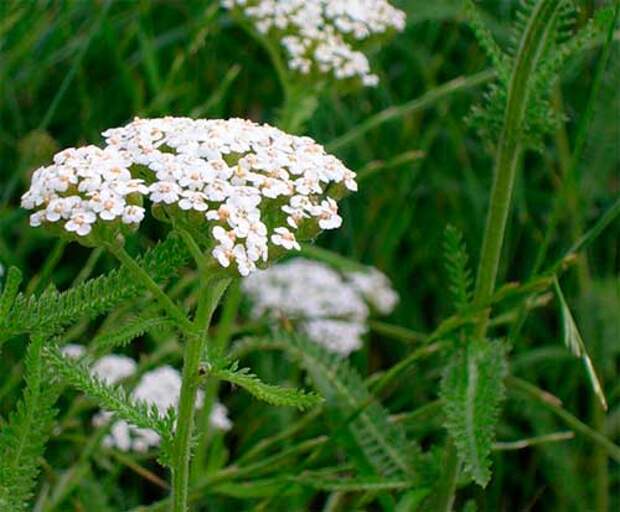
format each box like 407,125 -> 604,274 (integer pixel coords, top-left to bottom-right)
345,267 -> 399,315
21,146 -> 147,237
242,258 -> 398,356
61,346 -> 232,451
61,345 -> 137,383
222,0 -> 406,86
22,117 -> 356,276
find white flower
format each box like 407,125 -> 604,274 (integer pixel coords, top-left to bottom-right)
303,319 -> 366,356
65,209 -> 96,236
149,181 -> 181,204
312,198 -> 342,230
346,268 -> 399,314
271,227 -> 300,251
23,117 -> 356,274
61,344 -> 86,359
242,259 -> 399,355
178,191 -> 209,212
45,196 -> 80,222
122,205 -> 145,225
89,189 -> 125,221
92,354 -> 137,385
242,258 -> 372,355
209,403 -> 233,431
213,244 -> 234,268
223,0 -> 406,86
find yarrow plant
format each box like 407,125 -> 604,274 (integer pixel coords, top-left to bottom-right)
243,258 -> 398,355
21,117 -> 357,276
222,0 -> 406,86
14,115 -> 355,511
3,2 -> 617,511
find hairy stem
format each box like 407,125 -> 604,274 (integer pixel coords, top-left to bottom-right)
107,244 -> 192,332
436,0 -> 563,506
172,277 -> 230,512
473,0 -> 563,338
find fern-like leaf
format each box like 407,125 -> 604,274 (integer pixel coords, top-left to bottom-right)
2,234 -> 190,341
467,0 -> 609,150
443,225 -> 473,311
92,315 -> 174,354
464,0 -> 510,81
0,266 -> 22,321
211,361 -> 323,410
0,335 -> 59,511
554,277 -> 607,410
440,339 -> 508,486
257,331 -> 420,480
43,344 -> 176,461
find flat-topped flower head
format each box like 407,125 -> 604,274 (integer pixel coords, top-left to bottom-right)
222,0 -> 406,86
22,117 -> 357,276
93,365 -> 232,452
242,258 -> 398,356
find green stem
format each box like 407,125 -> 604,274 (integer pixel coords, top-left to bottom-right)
428,439 -> 460,512
106,244 -> 192,332
172,278 -> 230,512
473,0 -> 563,337
508,377 -> 620,462
107,243 -> 232,511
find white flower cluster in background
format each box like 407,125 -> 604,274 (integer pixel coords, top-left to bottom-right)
345,267 -> 399,315
61,345 -> 137,383
22,117 -> 356,276
222,0 -> 406,86
61,347 -> 232,451
242,258 -> 398,356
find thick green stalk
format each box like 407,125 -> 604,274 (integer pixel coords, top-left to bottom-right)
434,1 -> 564,507
473,0 -> 563,336
107,243 -> 231,511
171,277 -> 230,512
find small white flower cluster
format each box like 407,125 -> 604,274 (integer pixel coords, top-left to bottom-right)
61,346 -> 232,451
22,117 -> 356,276
21,146 -> 147,237
61,345 -> 137,383
345,267 -> 399,315
242,258 -> 398,356
222,0 -> 406,86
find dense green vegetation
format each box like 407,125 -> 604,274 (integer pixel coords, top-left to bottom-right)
0,1 -> 618,511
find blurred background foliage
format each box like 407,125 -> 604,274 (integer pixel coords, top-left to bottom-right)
0,0 -> 618,510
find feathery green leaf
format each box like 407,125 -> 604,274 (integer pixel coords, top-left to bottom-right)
443,225 -> 474,312
211,361 -> 323,411
0,334 -> 59,511
440,339 -> 508,486
43,344 -> 176,461
254,331 -> 420,479
2,234 -> 190,341
92,315 -> 174,354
